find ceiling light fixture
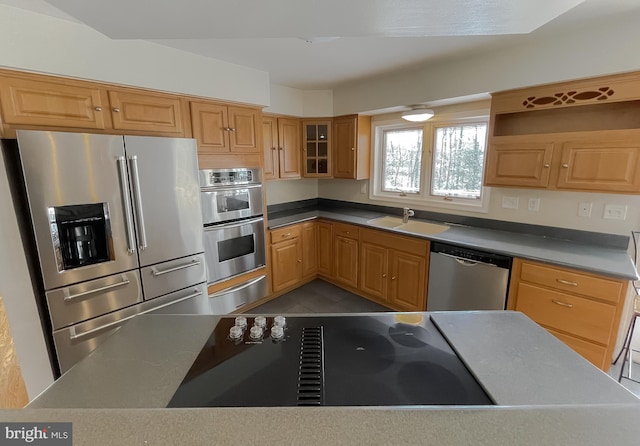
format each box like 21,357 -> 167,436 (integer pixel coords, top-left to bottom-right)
401,106 -> 434,122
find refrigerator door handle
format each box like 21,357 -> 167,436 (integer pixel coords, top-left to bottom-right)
151,259 -> 202,277
63,275 -> 131,302
69,289 -> 203,340
129,155 -> 148,250
117,156 -> 136,254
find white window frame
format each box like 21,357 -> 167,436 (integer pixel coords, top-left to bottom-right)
370,116 -> 491,213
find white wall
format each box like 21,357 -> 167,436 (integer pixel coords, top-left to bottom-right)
0,149 -> 54,399
332,9 -> 640,115
266,84 -> 334,117
0,5 -> 270,106
265,178 -> 318,205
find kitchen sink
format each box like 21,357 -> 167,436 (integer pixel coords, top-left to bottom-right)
367,216 -> 450,235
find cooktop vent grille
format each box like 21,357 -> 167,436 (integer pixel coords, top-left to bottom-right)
297,326 -> 324,406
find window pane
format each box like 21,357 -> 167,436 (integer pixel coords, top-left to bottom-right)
431,124 -> 487,199
382,128 -> 423,193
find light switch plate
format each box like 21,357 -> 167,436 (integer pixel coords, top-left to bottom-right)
578,202 -> 592,217
603,204 -> 627,220
502,196 -> 519,209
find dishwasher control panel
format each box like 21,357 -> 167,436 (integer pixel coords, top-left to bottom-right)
430,242 -> 512,268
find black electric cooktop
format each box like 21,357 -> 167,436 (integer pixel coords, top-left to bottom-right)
167,314 -> 493,407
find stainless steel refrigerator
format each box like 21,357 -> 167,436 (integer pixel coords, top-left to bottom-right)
6,130 -> 209,373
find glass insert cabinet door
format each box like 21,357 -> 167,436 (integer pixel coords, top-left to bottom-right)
303,120 -> 332,177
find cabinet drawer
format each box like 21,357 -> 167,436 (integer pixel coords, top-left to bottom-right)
333,222 -> 359,239
270,225 -> 301,244
515,283 -> 616,344
546,327 -> 607,369
361,228 -> 428,256
520,261 -> 623,303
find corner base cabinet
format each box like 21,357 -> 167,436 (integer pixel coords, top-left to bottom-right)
508,258 -> 628,371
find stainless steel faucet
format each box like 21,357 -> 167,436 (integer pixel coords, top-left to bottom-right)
402,207 -> 415,223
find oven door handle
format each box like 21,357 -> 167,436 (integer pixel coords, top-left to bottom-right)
204,216 -> 264,231
208,275 -> 265,298
200,184 -> 262,192
68,289 -> 203,340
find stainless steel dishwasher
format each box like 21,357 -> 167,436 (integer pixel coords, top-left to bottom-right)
427,242 -> 512,311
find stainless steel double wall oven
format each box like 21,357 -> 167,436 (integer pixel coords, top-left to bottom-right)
4,130 -> 209,374
199,168 -> 267,312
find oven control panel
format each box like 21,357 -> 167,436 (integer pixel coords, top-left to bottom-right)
199,168 -> 261,187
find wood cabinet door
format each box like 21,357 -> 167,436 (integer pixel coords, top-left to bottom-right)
190,102 -> 229,153
262,116 -> 279,179
271,238 -> 302,292
557,138 -> 640,192
301,222 -> 318,278
388,250 -> 427,311
302,120 -> 332,178
484,142 -> 554,188
317,221 -> 333,277
359,242 -> 388,301
108,90 -> 185,135
228,106 -> 260,153
334,236 -> 358,288
0,76 -> 106,129
278,118 -> 301,179
333,116 -> 356,178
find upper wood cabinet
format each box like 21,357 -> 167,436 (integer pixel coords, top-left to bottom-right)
262,115 -> 301,180
0,72 -> 189,136
191,101 -> 261,154
486,71 -> 640,194
107,89 -> 185,135
333,114 -> 371,179
302,120 -> 332,178
0,76 -> 107,130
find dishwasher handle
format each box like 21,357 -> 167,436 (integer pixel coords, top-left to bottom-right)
436,251 -> 496,267
430,242 -> 512,269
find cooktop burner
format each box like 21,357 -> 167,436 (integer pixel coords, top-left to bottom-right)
167,314 -> 493,407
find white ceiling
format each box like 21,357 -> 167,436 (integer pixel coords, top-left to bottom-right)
4,0 -> 640,89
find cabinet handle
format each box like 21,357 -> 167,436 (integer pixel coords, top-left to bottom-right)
556,278 -> 578,286
113,107 -> 120,113
543,163 -> 550,168
281,233 -> 291,237
94,106 -> 102,111
562,163 -> 569,168
552,299 -> 573,308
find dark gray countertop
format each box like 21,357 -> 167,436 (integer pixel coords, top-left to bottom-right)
268,209 -> 638,280
17,312 -> 640,444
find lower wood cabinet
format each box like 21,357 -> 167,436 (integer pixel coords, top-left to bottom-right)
317,221 -> 333,277
269,222 -> 317,293
509,258 -> 627,371
359,229 -> 428,311
333,228 -> 359,288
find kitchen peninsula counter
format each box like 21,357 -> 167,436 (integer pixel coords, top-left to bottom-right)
8,312 -> 638,444
267,207 -> 638,280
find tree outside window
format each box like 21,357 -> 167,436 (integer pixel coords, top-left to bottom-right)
382,128 -> 423,193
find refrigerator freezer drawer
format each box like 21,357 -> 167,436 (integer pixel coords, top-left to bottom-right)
53,283 -> 209,373
140,253 -> 206,300
46,270 -> 143,330
208,275 -> 267,314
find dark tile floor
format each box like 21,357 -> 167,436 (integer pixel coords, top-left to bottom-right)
247,279 -> 391,314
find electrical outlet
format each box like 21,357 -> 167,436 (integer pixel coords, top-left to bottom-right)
527,198 -> 540,212
578,202 -> 592,217
603,204 -> 627,220
502,196 -> 519,209
360,182 -> 368,194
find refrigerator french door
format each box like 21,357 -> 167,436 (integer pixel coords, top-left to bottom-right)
14,130 -> 207,373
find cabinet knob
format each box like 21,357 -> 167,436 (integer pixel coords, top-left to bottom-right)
543,163 -> 550,168
271,147 -> 277,151
229,127 -> 236,132
345,231 -> 350,235
297,259 -> 302,263
94,106 -> 102,111
351,147 -> 355,151
382,273 -> 387,278
278,147 -> 283,151
391,276 -> 396,280
113,108 -> 120,113
562,163 -> 569,168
